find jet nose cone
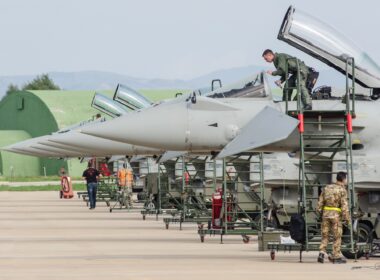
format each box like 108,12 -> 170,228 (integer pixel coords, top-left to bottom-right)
1,145 -> 16,152
81,101 -> 188,150
2,142 -> 28,152
2,136 -> 50,152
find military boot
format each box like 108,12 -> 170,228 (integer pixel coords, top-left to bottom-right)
317,252 -> 324,263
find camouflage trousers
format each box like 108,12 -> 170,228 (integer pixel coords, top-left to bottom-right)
319,217 -> 343,259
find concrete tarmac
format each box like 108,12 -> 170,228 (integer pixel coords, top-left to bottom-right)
0,191 -> 378,280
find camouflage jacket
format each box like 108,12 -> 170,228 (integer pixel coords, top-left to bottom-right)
272,52 -> 309,82
317,183 -> 350,221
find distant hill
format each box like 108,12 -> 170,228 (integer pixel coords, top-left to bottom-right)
0,65 -> 355,98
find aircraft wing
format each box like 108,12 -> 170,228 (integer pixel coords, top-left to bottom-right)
217,106 -> 299,158
107,155 -> 127,162
130,155 -> 147,163
158,151 -> 188,163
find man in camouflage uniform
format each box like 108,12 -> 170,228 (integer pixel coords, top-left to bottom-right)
262,49 -> 312,110
317,172 -> 351,264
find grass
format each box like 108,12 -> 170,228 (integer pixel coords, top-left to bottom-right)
0,176 -> 83,182
0,183 -> 87,191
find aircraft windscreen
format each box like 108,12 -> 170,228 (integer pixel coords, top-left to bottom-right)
206,72 -> 270,99
92,93 -> 128,117
279,6 -> 380,88
114,84 -> 152,110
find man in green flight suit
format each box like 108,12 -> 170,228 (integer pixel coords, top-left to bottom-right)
317,171 -> 351,264
262,49 -> 312,110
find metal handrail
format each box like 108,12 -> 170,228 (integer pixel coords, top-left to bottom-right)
345,57 -> 356,116
345,57 -> 356,254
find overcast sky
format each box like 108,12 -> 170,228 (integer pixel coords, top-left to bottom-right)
0,0 -> 378,79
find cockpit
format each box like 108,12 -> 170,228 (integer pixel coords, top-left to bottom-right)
91,93 -> 128,118
205,72 -> 272,99
113,84 -> 153,110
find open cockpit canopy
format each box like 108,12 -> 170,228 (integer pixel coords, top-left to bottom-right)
279,6 -> 380,89
91,93 -> 128,118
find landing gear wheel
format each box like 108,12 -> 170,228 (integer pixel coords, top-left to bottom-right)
270,250 -> 275,260
143,215 -> 146,220
165,223 -> 169,229
200,235 -> 205,243
147,202 -> 155,210
342,223 -> 372,259
242,235 -> 250,244
254,213 -> 279,230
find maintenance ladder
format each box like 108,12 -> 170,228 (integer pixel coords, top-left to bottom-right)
267,57 -> 369,261
141,159 -> 182,220
198,154 -> 266,244
163,156 -> 214,230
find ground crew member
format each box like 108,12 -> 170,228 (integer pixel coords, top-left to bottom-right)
262,49 -> 312,110
82,162 -> 100,210
317,172 -> 350,264
126,167 -> 134,207
117,163 -> 133,207
100,162 -> 112,176
117,163 -> 128,189
126,167 -> 134,189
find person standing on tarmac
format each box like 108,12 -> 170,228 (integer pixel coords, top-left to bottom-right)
82,162 -> 100,210
117,163 -> 134,208
262,49 -> 313,110
117,163 -> 127,189
317,172 -> 351,264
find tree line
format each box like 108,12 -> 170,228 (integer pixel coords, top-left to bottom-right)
5,74 -> 60,96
